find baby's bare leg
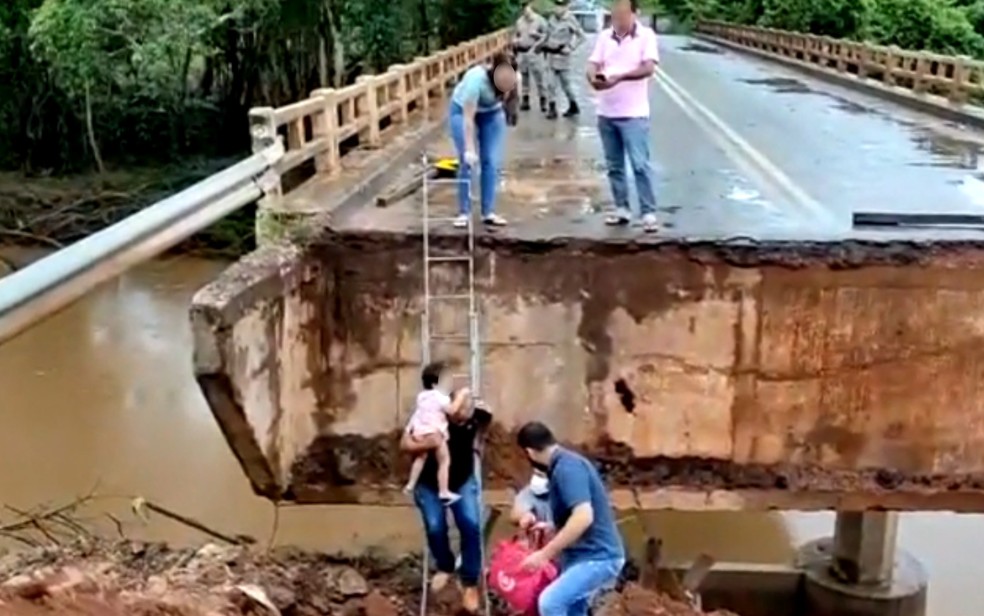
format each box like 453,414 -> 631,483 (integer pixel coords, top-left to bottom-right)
404,453 -> 427,493
436,440 -> 453,495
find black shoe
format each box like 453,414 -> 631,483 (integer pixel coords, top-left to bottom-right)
563,102 -> 580,117
546,102 -> 558,120
520,95 -> 530,111
539,97 -> 547,112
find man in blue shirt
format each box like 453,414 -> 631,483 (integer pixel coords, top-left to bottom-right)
516,421 -> 625,616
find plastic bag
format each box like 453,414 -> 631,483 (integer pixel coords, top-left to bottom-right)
487,536 -> 558,615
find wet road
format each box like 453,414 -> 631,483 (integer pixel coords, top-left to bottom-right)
340,35 -> 984,242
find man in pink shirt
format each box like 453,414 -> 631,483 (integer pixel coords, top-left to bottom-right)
586,0 -> 660,233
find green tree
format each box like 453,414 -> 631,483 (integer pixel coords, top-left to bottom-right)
29,0 -> 219,172
760,0 -> 872,38
868,0 -> 984,54
0,0 -> 518,175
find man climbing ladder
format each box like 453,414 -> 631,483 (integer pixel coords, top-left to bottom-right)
399,160 -> 492,615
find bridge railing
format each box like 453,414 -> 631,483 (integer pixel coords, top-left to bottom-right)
0,30 -> 511,347
697,21 -> 984,105
0,142 -> 284,346
249,29 -> 511,208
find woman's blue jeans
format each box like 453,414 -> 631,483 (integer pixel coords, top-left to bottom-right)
449,102 -> 505,218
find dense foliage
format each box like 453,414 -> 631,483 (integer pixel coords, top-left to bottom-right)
5,0 -> 984,176
655,0 -> 984,59
0,0 -> 521,174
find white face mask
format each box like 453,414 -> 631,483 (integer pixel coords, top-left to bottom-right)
529,474 -> 549,496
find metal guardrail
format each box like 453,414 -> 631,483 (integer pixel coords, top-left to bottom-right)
0,141 -> 285,347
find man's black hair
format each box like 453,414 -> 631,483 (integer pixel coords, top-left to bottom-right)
614,0 -> 639,11
421,361 -> 445,389
517,421 -> 557,451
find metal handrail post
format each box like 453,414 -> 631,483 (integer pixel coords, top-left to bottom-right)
0,142 -> 284,346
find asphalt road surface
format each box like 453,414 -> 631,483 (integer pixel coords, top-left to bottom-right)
336,34 -> 984,243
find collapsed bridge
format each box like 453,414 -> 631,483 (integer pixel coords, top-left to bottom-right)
191,27 -> 984,515
192,227 -> 984,512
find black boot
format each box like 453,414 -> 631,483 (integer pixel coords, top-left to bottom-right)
563,100 -> 580,117
539,97 -> 547,113
546,101 -> 558,120
520,95 -> 530,111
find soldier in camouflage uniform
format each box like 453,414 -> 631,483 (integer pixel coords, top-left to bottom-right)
512,1 -> 548,112
541,0 -> 586,119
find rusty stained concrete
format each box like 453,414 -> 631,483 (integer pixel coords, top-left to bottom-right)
191,230 -> 984,511
189,34 -> 984,511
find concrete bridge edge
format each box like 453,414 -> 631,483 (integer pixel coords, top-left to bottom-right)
190,244 -> 308,500
192,109 -> 453,497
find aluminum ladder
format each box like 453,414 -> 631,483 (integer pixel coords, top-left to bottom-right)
418,154 -> 491,616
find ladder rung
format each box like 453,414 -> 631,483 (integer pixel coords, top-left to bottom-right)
426,255 -> 472,263
423,217 -> 468,224
430,334 -> 470,341
428,294 -> 471,301
426,178 -> 470,185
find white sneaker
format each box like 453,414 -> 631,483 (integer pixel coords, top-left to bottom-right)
641,213 -> 659,233
431,571 -> 451,592
605,208 -> 631,226
483,213 -> 507,226
452,214 -> 469,228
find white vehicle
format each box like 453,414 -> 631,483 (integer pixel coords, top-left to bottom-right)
568,0 -> 607,33
570,8 -> 607,33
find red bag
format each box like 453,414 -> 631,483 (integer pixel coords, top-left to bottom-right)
487,535 -> 558,615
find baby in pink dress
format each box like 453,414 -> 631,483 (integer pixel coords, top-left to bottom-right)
403,362 -> 468,506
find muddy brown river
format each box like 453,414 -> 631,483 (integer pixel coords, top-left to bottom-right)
0,248 -> 978,615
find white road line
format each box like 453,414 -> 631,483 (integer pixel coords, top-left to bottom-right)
653,68 -> 837,225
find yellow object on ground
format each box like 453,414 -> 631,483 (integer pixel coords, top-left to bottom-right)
433,157 -> 459,177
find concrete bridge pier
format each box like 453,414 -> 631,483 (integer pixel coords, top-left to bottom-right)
797,513 -> 928,616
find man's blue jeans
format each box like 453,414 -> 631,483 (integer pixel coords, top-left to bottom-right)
597,116 -> 657,216
413,474 -> 483,586
538,557 -> 625,616
449,102 -> 506,218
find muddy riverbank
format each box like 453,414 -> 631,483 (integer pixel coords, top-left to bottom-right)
0,166 -> 254,259
0,538 -> 731,616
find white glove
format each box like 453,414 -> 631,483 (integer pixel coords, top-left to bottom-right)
464,148 -> 479,167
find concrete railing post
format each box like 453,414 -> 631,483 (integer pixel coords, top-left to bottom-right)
248,107 -> 283,243
311,88 -> 340,173
414,56 -> 430,113
950,56 -> 970,104
389,65 -> 410,123
913,55 -> 929,94
357,75 -> 381,147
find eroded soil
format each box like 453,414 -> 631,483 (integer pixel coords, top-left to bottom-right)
288,428 -> 984,503
0,539 -> 733,616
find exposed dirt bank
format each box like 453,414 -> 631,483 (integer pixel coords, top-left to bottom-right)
0,539 -> 734,616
